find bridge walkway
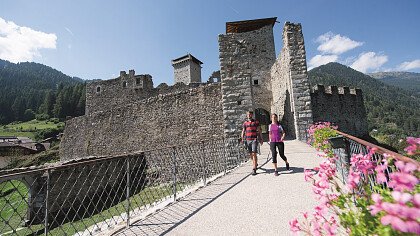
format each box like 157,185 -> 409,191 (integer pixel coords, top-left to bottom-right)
116,140 -> 320,236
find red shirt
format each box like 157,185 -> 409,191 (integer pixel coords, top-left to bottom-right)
243,119 -> 260,141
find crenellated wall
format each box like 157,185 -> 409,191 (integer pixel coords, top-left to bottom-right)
61,84 -> 223,161
86,70 -> 154,114
311,85 -> 368,137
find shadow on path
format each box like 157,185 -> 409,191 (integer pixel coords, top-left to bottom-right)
115,168 -> 251,236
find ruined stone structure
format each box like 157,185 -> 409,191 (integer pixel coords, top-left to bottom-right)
311,85 -> 368,137
60,17 -> 368,160
270,22 -> 313,140
172,54 -> 203,85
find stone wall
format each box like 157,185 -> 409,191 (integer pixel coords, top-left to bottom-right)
189,61 -> 202,83
218,25 -> 276,140
60,84 -> 223,161
270,22 -> 313,141
86,70 -> 154,114
311,85 -> 368,137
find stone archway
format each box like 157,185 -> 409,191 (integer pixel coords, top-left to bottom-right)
254,108 -> 270,142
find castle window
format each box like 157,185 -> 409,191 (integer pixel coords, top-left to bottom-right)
123,81 -> 127,88
136,78 -> 141,85
253,79 -> 259,85
96,86 -> 101,93
237,100 -> 242,105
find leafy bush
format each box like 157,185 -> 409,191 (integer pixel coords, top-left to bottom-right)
35,113 -> 49,121
34,127 -> 63,141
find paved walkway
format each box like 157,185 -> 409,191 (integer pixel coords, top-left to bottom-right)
116,140 -> 320,236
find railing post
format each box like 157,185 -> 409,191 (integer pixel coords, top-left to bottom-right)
44,169 -> 50,236
172,147 -> 177,201
237,139 -> 241,166
223,138 -> 227,175
126,157 -> 130,228
202,141 -> 207,186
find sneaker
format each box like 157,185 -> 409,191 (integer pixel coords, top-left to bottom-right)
251,169 -> 257,175
274,171 -> 279,176
286,163 -> 290,170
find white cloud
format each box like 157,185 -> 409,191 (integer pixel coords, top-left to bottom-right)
316,32 -> 363,55
0,17 -> 57,63
397,59 -> 420,71
351,52 -> 388,73
308,54 -> 338,70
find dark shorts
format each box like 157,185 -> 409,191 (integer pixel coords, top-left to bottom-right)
245,140 -> 258,153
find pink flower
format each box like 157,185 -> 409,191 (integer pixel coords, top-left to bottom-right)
392,191 -> 412,204
289,218 -> 301,232
381,215 -> 408,233
395,160 -> 417,173
350,153 -> 375,174
381,215 -> 420,234
369,193 -> 383,215
404,137 -> 420,155
304,169 -> 315,181
375,160 -> 388,184
413,194 -> 420,208
346,169 -> 361,191
388,172 -> 418,191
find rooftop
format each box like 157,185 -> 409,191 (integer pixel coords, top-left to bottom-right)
172,54 -> 203,65
226,17 -> 277,33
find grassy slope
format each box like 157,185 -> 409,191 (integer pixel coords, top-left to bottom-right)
0,119 -> 64,140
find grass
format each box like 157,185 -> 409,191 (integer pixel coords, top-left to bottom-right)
0,180 -> 181,235
0,119 -> 64,141
2,145 -> 60,170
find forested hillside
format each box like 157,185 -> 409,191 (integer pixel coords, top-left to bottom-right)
0,59 -> 85,124
308,63 -> 420,150
368,71 -> 420,95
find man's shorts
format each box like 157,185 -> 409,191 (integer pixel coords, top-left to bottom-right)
245,140 -> 258,153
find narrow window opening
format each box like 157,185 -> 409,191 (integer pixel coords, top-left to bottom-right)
96,86 -> 101,93
123,81 -> 127,88
237,100 -> 242,105
253,79 -> 259,85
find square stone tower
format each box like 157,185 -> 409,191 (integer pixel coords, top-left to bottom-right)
219,17 -> 277,140
172,54 -> 203,85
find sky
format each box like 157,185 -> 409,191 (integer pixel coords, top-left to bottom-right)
0,0 -> 419,85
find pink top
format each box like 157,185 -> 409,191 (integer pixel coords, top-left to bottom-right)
269,123 -> 284,142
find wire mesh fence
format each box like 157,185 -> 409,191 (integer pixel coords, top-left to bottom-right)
0,138 -> 247,235
331,132 -> 418,191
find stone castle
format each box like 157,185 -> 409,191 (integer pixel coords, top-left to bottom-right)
60,17 -> 368,160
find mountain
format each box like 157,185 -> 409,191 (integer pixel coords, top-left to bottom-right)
308,62 -> 420,150
0,59 -> 86,124
368,71 -> 420,95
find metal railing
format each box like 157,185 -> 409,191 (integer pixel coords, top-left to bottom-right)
0,138 -> 246,235
331,131 -> 419,188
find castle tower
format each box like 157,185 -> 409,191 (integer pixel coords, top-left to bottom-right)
172,54 -> 203,85
218,17 -> 277,140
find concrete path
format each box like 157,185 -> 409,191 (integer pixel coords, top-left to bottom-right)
115,140 -> 320,236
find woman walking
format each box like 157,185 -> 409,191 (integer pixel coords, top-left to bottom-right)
268,113 -> 290,176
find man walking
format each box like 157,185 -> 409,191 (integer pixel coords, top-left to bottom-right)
242,110 -> 263,175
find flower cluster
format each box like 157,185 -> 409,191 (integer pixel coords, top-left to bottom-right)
290,125 -> 420,235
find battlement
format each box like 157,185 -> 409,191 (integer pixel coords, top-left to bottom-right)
311,84 -> 362,96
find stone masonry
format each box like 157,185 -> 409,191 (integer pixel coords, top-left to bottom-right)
311,85 -> 368,136
270,22 -> 313,141
219,18 -> 276,141
61,17 -> 368,160
61,84 -> 223,161
172,54 -> 203,85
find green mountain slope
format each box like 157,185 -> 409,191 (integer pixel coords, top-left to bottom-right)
308,63 -> 420,149
0,59 -> 85,124
368,71 -> 420,95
